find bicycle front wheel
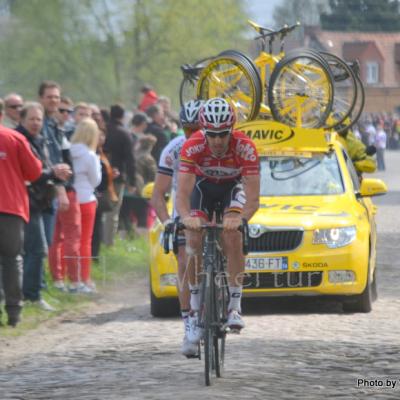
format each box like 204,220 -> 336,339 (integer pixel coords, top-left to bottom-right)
214,256 -> 229,378
197,55 -> 262,122
268,53 -> 334,128
203,268 -> 215,386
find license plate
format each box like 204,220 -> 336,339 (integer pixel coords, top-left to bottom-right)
245,256 -> 288,271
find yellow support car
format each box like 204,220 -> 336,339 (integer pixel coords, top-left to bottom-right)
148,121 -> 387,316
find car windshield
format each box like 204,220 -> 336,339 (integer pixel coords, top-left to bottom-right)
260,152 -> 344,196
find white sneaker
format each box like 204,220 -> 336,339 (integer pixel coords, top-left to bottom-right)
37,299 -> 56,312
181,335 -> 198,357
187,312 -> 203,344
227,310 -> 245,330
53,280 -> 66,291
78,284 -> 95,294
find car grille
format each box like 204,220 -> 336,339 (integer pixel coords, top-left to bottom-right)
249,230 -> 303,252
243,271 -> 323,289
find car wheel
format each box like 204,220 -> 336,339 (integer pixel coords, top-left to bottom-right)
149,281 -> 179,318
343,266 -> 373,313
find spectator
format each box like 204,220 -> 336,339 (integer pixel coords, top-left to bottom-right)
17,103 -> 69,310
70,119 -> 101,292
64,102 -> 92,140
131,111 -> 150,150
3,93 -> 24,129
136,135 -> 157,188
100,108 -> 110,128
138,84 -> 158,112
92,130 -> 118,260
0,98 -> 42,326
375,121 -> 387,171
157,95 -> 179,139
89,104 -> 105,131
365,120 -> 377,147
145,104 -> 169,164
39,80 -> 72,245
119,134 -> 157,236
56,96 -> 74,131
39,82 -> 78,293
103,104 -> 136,246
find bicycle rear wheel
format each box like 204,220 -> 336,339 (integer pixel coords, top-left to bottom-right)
197,54 -> 262,122
319,51 -> 358,130
203,266 -> 215,386
268,53 -> 334,128
179,56 -> 213,106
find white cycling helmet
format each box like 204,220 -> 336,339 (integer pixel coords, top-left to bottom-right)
198,97 -> 236,131
179,100 -> 204,126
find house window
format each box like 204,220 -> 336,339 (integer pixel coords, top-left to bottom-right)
366,61 -> 379,84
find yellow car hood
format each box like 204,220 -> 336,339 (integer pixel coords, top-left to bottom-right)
252,194 -> 362,230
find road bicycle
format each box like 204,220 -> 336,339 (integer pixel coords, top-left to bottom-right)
180,21 -> 335,128
180,21 -> 365,131
164,212 -> 249,386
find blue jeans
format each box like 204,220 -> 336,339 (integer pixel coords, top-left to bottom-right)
23,212 -> 47,301
42,201 -> 57,246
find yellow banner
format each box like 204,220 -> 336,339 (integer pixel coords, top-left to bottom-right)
235,120 -> 332,154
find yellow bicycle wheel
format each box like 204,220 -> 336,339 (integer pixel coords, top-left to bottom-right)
268,53 -> 334,128
197,55 -> 261,122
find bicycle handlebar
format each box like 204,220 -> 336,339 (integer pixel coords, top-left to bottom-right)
253,21 -> 301,41
163,218 -> 249,256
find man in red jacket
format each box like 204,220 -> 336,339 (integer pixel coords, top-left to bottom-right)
0,98 -> 42,327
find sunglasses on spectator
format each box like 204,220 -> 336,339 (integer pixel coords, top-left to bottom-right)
204,129 -> 231,139
7,104 -> 23,109
58,108 -> 73,114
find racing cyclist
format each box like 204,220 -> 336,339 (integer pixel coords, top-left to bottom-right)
151,100 -> 204,357
176,98 -> 260,343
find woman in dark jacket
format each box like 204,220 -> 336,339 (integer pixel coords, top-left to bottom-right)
17,102 -> 70,309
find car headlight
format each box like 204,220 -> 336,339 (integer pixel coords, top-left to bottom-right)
313,226 -> 356,248
249,224 -> 263,238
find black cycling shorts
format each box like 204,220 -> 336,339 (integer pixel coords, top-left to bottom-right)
190,177 -> 245,221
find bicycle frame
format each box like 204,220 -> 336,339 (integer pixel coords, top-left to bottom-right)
164,218 -> 249,385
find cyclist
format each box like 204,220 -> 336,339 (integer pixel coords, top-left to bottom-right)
176,97 -> 260,343
151,99 -> 204,357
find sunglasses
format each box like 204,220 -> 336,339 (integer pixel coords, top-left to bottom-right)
7,104 -> 23,110
204,130 -> 231,139
58,108 -> 73,114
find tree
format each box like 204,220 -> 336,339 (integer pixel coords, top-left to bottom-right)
0,0 -> 248,107
273,0 -> 330,28
321,0 -> 400,31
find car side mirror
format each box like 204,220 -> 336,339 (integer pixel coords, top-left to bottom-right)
357,178 -> 387,198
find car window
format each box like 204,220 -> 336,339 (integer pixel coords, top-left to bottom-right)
260,152 -> 344,196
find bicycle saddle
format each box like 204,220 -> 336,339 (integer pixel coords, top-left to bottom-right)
180,63 -> 207,75
247,19 -> 272,35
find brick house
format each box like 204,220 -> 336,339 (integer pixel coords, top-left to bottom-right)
302,26 -> 400,113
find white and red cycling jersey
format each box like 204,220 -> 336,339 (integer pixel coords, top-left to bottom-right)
179,130 -> 259,183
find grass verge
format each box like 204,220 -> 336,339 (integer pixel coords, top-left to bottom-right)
0,236 -> 149,337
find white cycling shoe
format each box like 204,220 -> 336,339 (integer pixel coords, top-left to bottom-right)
187,312 -> 203,344
182,335 -> 199,357
227,310 -> 245,330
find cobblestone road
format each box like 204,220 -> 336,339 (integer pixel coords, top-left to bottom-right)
1,152 -> 400,400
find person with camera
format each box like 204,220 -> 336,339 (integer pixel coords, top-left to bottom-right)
16,102 -> 71,310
